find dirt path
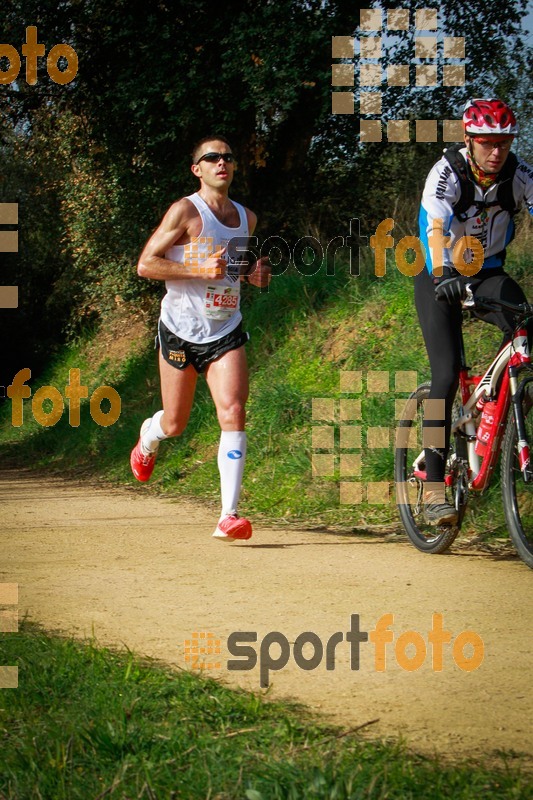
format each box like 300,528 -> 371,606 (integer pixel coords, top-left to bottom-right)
1,470 -> 532,765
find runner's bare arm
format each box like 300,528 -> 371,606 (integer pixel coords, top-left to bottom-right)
243,209 -> 272,288
137,199 -> 227,282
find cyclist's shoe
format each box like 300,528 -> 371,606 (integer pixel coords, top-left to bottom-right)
212,514 -> 252,541
130,419 -> 158,482
424,501 -> 458,526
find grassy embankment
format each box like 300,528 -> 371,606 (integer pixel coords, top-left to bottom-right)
1,240 -> 531,536
0,621 -> 530,799
2,243 -> 532,797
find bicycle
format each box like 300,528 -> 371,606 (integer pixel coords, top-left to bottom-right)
395,288 -> 533,568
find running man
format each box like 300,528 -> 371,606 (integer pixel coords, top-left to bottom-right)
130,135 -> 271,541
416,98 -> 533,525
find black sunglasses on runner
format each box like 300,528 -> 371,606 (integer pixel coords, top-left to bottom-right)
196,152 -> 235,165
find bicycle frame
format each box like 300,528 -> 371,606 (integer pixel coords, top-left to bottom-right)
397,292 -> 533,564
412,326 -> 531,492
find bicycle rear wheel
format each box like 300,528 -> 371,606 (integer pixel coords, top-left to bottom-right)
395,383 -> 462,554
501,378 -> 533,568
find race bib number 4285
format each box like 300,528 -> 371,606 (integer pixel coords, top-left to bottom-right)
204,286 -> 239,319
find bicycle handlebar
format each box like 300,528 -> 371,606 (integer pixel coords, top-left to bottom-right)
464,291 -> 533,322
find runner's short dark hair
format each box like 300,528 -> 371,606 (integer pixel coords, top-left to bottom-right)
192,135 -> 232,164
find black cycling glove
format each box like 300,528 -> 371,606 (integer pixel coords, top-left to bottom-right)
433,268 -> 467,304
434,276 -> 467,304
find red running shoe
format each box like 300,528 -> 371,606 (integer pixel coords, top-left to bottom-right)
212,514 -> 252,541
130,420 -> 158,482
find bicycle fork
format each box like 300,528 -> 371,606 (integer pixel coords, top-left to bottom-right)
510,365 -> 532,482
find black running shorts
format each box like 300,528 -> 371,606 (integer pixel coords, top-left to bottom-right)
157,319 -> 249,373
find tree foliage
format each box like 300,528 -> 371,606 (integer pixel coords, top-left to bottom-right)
0,0 -> 531,378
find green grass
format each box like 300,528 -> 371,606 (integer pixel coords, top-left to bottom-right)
0,250 -> 531,536
0,621 -> 530,799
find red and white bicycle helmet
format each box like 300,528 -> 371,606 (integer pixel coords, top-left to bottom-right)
463,98 -> 518,135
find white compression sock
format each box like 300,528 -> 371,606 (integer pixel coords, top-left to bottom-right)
218,431 -> 247,516
141,410 -> 168,454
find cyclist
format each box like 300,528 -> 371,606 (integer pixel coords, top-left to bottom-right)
416,98 -> 533,525
130,135 -> 271,541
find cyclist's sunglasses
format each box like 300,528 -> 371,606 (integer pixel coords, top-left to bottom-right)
195,152 -> 235,165
471,136 -> 513,151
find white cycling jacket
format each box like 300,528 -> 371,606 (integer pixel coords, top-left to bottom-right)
419,147 -> 533,275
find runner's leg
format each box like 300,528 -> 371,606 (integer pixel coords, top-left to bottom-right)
141,351 -> 198,455
131,351 -> 198,481
206,345 -> 249,516
157,350 -> 198,436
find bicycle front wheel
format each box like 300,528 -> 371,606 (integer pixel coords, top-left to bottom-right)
395,383 -> 462,554
501,379 -> 533,568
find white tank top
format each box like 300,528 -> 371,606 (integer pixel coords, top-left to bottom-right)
160,192 -> 249,343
